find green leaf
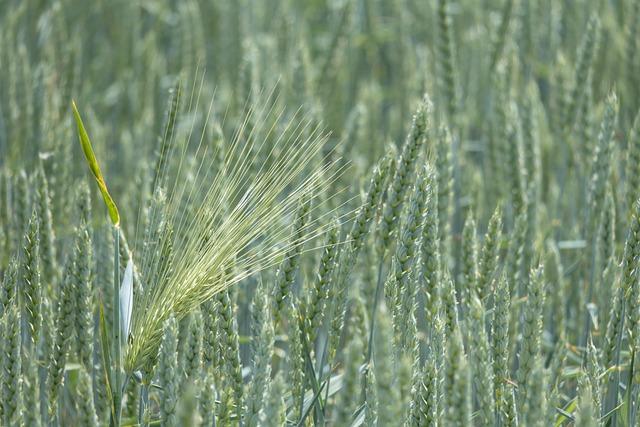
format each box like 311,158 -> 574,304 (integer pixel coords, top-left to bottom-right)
555,397 -> 577,426
297,311 -> 324,424
71,100 -> 120,226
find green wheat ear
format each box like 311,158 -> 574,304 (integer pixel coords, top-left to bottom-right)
71,100 -> 120,226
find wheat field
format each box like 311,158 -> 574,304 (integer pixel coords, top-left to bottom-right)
1,0 -> 640,426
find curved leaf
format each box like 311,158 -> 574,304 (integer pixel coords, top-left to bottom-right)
71,100 -> 120,226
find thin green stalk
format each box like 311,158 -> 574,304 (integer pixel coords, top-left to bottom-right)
112,225 -> 122,427
138,383 -> 150,427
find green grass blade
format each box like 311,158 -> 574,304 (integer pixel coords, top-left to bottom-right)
71,100 -> 120,226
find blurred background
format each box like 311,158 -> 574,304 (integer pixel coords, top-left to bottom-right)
0,0 -> 635,240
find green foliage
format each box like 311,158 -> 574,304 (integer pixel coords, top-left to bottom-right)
2,1 -> 640,425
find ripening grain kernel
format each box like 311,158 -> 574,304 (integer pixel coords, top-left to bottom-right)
586,92 -> 618,238
35,164 -> 57,285
47,256 -> 76,418
152,82 -> 181,194
379,97 -> 430,253
507,209 -> 528,298
477,204 -> 502,301
245,284 -> 274,427
576,74 -> 594,165
626,112 -> 640,213
22,346 -> 41,427
468,296 -> 495,426
490,0 -> 515,72
20,208 -> 41,347
183,311 -> 203,385
441,270 -> 459,337
565,15 -> 600,131
334,157 -> 392,360
420,167 -> 440,319
435,126 -> 453,260
262,372 -> 286,427
545,240 -> 566,342
585,339 -> 602,415
603,277 -> 624,371
76,367 -> 98,427
605,196 -> 640,398
394,170 -> 429,351
304,217 -> 339,345
460,211 -> 478,306
506,106 -> 528,216
492,274 -> 511,417
0,257 -> 18,317
436,0 -> 457,124
444,329 -> 470,426
364,367 -> 378,426
272,198 -> 310,326
375,308 -> 402,426
72,220 -> 93,368
201,298 -> 221,375
288,305 -> 305,421
176,383 -> 199,427
521,358 -> 547,427
13,171 -> 30,245
2,304 -> 22,426
335,335 -> 364,425
408,353 -> 438,426
215,289 -> 243,421
159,316 -> 179,427
626,1 -> 640,114
199,375 -> 216,427
517,265 -> 546,406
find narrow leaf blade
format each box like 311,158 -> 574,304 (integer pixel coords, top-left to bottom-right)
71,100 -> 120,226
